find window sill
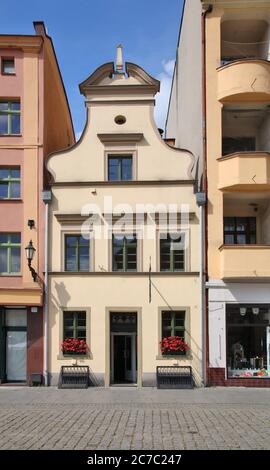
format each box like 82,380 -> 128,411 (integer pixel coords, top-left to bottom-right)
0,198 -> 22,202
0,273 -> 22,277
57,353 -> 92,360
0,134 -> 22,138
156,354 -> 191,360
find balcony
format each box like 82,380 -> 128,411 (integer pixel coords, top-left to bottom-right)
218,60 -> 270,102
219,104 -> 270,190
220,245 -> 270,279
218,152 -> 270,191
221,17 -> 270,65
220,194 -> 270,279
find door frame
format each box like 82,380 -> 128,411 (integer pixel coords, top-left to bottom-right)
110,332 -> 137,385
105,308 -> 142,387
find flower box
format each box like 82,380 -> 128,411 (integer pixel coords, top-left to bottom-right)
61,338 -> 88,356
160,336 -> 189,356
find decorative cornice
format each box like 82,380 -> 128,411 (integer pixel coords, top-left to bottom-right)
54,212 -> 197,225
97,133 -> 143,144
0,35 -> 43,52
51,179 -> 195,188
49,271 -> 200,277
79,62 -> 114,95
79,61 -> 160,97
126,62 -> 160,93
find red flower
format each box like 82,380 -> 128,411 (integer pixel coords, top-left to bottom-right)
61,338 -> 89,354
160,336 -> 189,355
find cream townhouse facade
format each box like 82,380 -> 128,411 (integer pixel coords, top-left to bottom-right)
46,50 -> 204,387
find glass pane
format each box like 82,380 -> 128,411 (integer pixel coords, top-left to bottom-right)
113,245 -> 124,270
173,251 -> 184,270
236,222 -> 246,232
0,168 -> 9,179
65,247 -> 77,271
108,158 -> 119,181
10,247 -> 21,272
11,168 -> 20,178
175,313 -> 185,327
237,234 -> 246,245
3,60 -> 15,74
10,182 -> 20,198
0,114 -> 8,134
79,246 -> 89,271
66,236 -> 78,247
10,234 -> 20,244
6,309 -> 27,327
79,235 -> 89,246
225,234 -> 234,244
77,331 -> 86,341
160,240 -> 171,271
11,114 -> 20,134
6,331 -> 27,381
122,158 -> 132,180
11,102 -> 20,111
0,183 -> 8,199
0,234 -> 8,244
162,312 -> 172,338
0,103 -> 8,111
64,330 -> 74,339
224,218 -> 235,232
0,247 -> 8,272
77,313 -> 86,327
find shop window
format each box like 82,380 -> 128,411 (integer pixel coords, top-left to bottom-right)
226,305 -> 270,378
224,217 -> 256,245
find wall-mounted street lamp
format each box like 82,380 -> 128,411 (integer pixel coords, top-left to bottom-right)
25,240 -> 37,282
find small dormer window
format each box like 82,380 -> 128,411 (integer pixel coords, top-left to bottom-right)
2,58 -> 15,75
108,155 -> 132,181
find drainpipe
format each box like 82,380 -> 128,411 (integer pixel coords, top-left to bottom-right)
42,190 -> 52,386
201,3 -> 213,386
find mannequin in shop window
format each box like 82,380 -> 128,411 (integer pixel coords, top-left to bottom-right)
231,341 -> 245,369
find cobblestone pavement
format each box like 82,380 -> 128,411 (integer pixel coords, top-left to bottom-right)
0,387 -> 270,450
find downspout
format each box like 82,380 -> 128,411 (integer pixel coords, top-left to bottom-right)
201,3 -> 213,386
42,190 -> 52,386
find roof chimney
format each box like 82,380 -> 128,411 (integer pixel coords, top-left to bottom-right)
33,21 -> 47,36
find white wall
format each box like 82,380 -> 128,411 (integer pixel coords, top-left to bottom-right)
166,0 -> 204,188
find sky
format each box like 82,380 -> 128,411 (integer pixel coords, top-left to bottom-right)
1,0 -> 184,139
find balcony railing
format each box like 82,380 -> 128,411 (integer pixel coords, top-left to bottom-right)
221,40 -> 270,65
